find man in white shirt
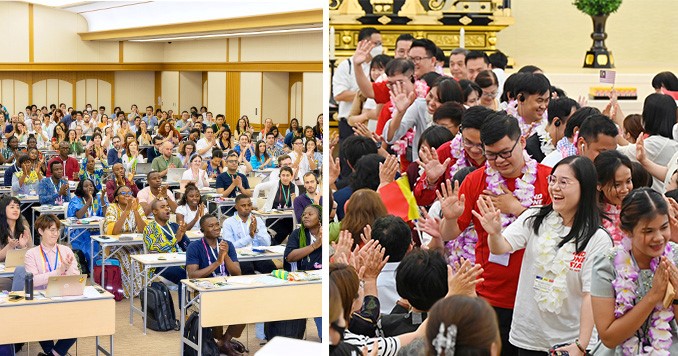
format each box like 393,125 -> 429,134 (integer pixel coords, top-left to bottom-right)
196,126 -> 216,160
220,194 -> 276,275
332,27 -> 382,121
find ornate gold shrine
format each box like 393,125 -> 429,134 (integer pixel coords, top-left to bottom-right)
329,0 -> 514,59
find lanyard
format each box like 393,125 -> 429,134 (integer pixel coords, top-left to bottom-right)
40,245 -> 59,272
201,238 -> 226,277
238,215 -> 252,239
159,223 -> 176,244
278,183 -> 291,208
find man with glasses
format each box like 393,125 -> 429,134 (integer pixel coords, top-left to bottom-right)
31,119 -> 50,146
107,135 -> 125,166
146,135 -> 164,163
414,106 -> 493,206
216,152 -> 252,198
436,113 -> 551,356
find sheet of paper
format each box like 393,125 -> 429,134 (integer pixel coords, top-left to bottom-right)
266,245 -> 286,254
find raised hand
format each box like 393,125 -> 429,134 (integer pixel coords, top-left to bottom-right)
359,240 -> 389,281
218,240 -> 229,261
59,183 -> 69,195
359,224 -> 372,244
331,230 -> 354,262
390,81 -> 416,113
353,40 -> 374,66
249,218 -> 257,237
437,179 -> 466,220
636,132 -> 647,164
446,259 -> 484,297
177,221 -> 187,237
416,207 -> 443,249
649,257 -> 670,304
417,145 -> 450,184
159,185 -> 168,198
471,196 -> 502,237
352,122 -> 372,139
198,203 -> 206,218
378,155 -> 398,187
329,156 -> 340,185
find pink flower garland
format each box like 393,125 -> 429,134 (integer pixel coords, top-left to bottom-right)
612,237 -> 674,355
446,225 -> 477,270
484,151 -> 538,228
602,203 -> 625,245
448,134 -> 469,177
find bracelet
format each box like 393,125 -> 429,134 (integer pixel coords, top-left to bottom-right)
574,339 -> 586,353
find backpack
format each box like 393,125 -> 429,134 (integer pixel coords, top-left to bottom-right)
264,319 -> 307,340
139,282 -> 179,332
93,260 -> 124,302
183,311 -> 220,356
72,249 -> 89,276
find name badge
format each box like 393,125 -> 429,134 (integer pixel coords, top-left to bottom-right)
488,252 -> 510,266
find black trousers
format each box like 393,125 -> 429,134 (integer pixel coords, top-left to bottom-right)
493,306 -> 519,356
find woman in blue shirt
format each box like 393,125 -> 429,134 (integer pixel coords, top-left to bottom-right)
67,178 -> 106,264
249,140 -> 274,170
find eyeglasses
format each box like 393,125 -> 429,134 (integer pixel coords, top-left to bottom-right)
481,90 -> 498,98
483,140 -> 519,161
226,160 -> 238,164
117,191 -> 133,196
462,136 -> 483,151
547,175 -> 577,189
408,56 -> 432,64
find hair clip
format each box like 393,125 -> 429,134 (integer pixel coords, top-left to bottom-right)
432,323 -> 457,356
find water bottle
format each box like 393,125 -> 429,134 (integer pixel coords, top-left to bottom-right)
25,272 -> 33,300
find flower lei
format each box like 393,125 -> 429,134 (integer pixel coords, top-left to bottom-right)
602,203 -> 624,245
534,124 -> 555,157
448,134 -> 469,177
446,225 -> 477,270
533,211 -> 575,313
612,237 -> 674,355
484,151 -> 538,228
506,100 -> 547,138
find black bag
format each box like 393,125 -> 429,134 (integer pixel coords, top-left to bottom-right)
264,319 -> 307,340
72,249 -> 89,276
183,311 -> 220,356
140,282 -> 179,332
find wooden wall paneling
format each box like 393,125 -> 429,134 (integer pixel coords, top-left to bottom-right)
225,72 -> 240,129
288,72 -> 303,122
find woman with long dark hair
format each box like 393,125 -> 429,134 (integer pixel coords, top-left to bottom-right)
249,140 -> 273,170
0,195 -> 32,290
175,183 -> 207,232
473,155 -> 613,353
594,150 -> 633,245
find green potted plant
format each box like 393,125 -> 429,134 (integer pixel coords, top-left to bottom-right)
573,0 -> 622,68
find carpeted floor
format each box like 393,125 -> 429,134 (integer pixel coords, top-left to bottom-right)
14,290 -> 320,356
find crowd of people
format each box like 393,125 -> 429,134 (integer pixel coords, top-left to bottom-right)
330,26 -> 678,355
0,101 -> 325,355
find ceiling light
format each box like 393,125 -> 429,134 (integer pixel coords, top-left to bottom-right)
128,26 -> 322,42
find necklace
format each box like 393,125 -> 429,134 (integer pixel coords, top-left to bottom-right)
484,151 -> 538,228
534,124 -> 555,157
446,225 -> 477,269
613,237 -> 674,354
602,203 -> 624,245
533,211 -> 576,313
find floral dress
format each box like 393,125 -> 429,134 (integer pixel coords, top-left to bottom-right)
104,203 -> 147,298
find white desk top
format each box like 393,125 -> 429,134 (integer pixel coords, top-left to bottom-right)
33,205 -> 66,213
92,233 -> 144,245
181,272 -> 321,293
0,286 -> 114,307
256,337 -> 322,356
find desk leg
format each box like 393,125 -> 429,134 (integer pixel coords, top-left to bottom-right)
143,265 -> 148,335
90,238 -> 95,284
180,283 -> 185,356
96,335 -> 100,356
129,260 -> 135,326
198,309 -> 202,356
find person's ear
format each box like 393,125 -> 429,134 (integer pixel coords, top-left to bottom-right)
597,184 -> 602,192
576,136 -> 586,152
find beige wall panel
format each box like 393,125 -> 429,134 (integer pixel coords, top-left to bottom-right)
179,72 -> 202,113
261,72 -> 289,124
46,79 -> 60,108
14,81 -> 29,115
164,39 -> 227,63
290,82 -> 302,121
497,0 -> 678,72
58,80 -> 73,108
75,80 -> 86,110
203,79 -> 209,108
123,42 -> 165,63
85,79 -> 98,108
114,72 -> 155,112
33,80 -> 47,107
240,33 -> 322,62
98,80 -> 112,114
33,5 -> 80,62
0,2 -> 29,63
239,72 -> 262,124
301,72 -> 321,127
161,71 -> 179,113
228,39 -> 239,62
1,80 -> 15,116
207,72 -> 226,118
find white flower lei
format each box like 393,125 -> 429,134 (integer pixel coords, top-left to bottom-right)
533,211 -> 575,313
612,237 -> 674,355
534,124 -> 555,157
484,151 -> 538,228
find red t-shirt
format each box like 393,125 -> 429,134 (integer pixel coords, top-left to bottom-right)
46,156 -> 80,181
373,82 -> 390,104
456,163 -> 552,309
375,101 -> 393,136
